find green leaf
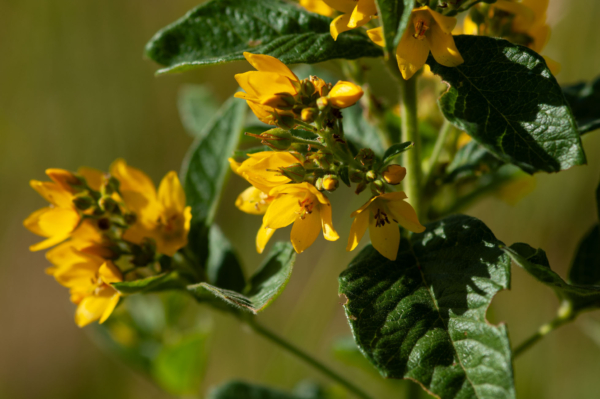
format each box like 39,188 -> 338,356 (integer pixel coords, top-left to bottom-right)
145,0 -> 382,75
112,271 -> 187,295
562,75 -> 600,135
208,380 -> 312,399
206,225 -> 246,292
343,102 -> 385,157
427,35 -> 586,174
503,243 -> 600,313
188,242 -> 296,314
568,225 -> 600,285
181,97 -> 247,263
332,336 -> 380,377
374,0 -> 415,57
444,141 -> 505,183
381,141 -> 414,165
178,84 -> 220,138
339,214 -> 515,399
152,333 -> 210,396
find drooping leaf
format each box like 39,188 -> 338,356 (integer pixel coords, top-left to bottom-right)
381,141 -> 414,165
428,35 -> 586,174
206,225 -> 246,292
444,141 -> 505,183
562,75 -> 600,135
145,0 -> 382,75
208,380 -> 315,399
339,214 -> 515,399
374,0 -> 415,56
152,333 -> 210,396
503,243 -> 600,313
112,271 -> 187,295
181,98 -> 247,264
568,225 -> 600,285
188,242 -> 296,314
343,102 -> 385,157
178,84 -> 220,138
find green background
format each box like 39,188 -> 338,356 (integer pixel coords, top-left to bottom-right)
1,0 -> 600,398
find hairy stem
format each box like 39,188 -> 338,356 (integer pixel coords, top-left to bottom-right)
247,319 -> 375,399
513,301 -> 575,358
399,77 -> 422,219
424,120 -> 453,186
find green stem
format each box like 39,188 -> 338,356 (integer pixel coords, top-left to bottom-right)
247,319 -> 375,399
399,76 -> 422,219
424,120 -> 453,186
513,301 -> 575,358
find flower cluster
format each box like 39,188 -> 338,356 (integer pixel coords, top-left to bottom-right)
24,160 -> 191,326
232,54 -> 425,260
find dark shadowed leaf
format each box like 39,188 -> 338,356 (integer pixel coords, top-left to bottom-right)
188,242 -> 295,314
427,36 -> 585,174
339,214 -> 515,399
145,0 -> 382,75
343,102 -> 385,157
444,141 -> 505,183
562,75 -> 600,135
503,243 -> 600,313
381,141 -> 414,164
208,380 -> 318,399
112,271 -> 187,295
569,225 -> 600,286
206,225 -> 246,292
178,84 -> 220,138
374,0 -> 415,56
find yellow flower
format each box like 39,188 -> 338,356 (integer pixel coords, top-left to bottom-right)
235,186 -> 273,215
347,192 -> 425,261
327,81 -> 364,108
260,183 -> 339,254
299,0 -> 335,17
235,151 -> 299,194
234,52 -> 299,124
24,169 -> 82,251
368,6 -> 463,80
110,159 -> 192,257
324,0 -> 378,40
382,165 -> 407,185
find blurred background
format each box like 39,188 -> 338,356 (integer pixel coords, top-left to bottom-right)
1,0 -> 599,398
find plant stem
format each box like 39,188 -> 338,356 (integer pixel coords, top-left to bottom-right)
399,76 -> 423,219
513,301 -> 575,358
424,120 -> 453,186
247,319 -> 375,399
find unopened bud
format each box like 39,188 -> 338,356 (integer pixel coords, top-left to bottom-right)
99,196 -> 118,213
316,97 -> 329,110
300,80 -> 316,98
72,194 -> 95,211
354,181 -> 368,195
371,180 -> 385,196
349,169 -> 364,183
123,212 -> 137,225
323,175 -> 339,192
301,108 -> 318,123
103,176 -> 120,196
263,93 -> 296,110
46,169 -> 81,191
365,170 -> 377,182
382,164 -> 407,185
327,81 -> 364,109
252,128 -> 294,151
304,174 -> 317,185
279,163 -> 306,183
355,148 -> 375,167
315,177 -> 324,191
275,114 -> 296,130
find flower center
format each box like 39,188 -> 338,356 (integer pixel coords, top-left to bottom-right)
374,207 -> 391,227
413,19 -> 429,40
297,198 -> 314,219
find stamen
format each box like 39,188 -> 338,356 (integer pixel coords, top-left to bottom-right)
374,208 -> 391,228
297,198 -> 314,219
413,20 -> 429,40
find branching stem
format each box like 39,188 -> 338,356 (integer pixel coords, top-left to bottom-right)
247,318 -> 375,399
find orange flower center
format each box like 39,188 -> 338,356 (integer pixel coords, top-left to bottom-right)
297,198 -> 314,219
413,20 -> 429,40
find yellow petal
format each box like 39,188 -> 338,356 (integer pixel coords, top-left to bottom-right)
246,101 -> 277,125
543,55 -> 561,75
46,169 -> 79,192
29,234 -> 71,252
110,159 -> 156,202
396,26 -> 431,80
346,209 -> 369,251
54,261 -> 99,288
24,207 -> 50,237
78,167 -> 105,191
319,203 -> 339,241
38,207 -> 80,238
521,0 -> 549,21
493,1 -> 535,32
256,222 -> 276,254
158,171 -> 186,214
238,151 -> 296,193
234,74 -> 261,99
240,71 -> 297,104
349,0 -> 376,29
75,288 -> 118,327
263,195 -> 299,229
229,158 -> 243,175
423,6 -> 457,34
369,212 -> 400,261
99,261 -> 123,284
426,23 -> 464,68
299,0 -> 336,17
328,81 -> 364,108
236,186 -> 272,215
290,208 -> 321,253
30,180 -> 73,208
330,13 -> 353,41
243,52 -> 298,82
367,27 -> 385,47
322,0 -> 356,13
462,14 -> 479,35
529,23 -> 550,53
385,198 -> 426,233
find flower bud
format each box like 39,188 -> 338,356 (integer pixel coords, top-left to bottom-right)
365,170 -> 377,182
103,176 -> 120,196
315,177 -> 324,191
316,97 -> 329,110
279,163 -> 306,183
300,79 -> 316,98
258,128 -> 295,150
327,81 -> 364,109
263,93 -> 296,110
349,169 -> 364,183
354,181 -> 368,195
274,114 -> 296,130
72,194 -> 95,211
355,148 -> 375,167
46,168 -> 81,191
382,165 -> 407,185
323,175 -> 339,192
99,196 -> 118,213
301,108 -> 318,123
371,180 -> 385,196
123,212 -> 137,225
